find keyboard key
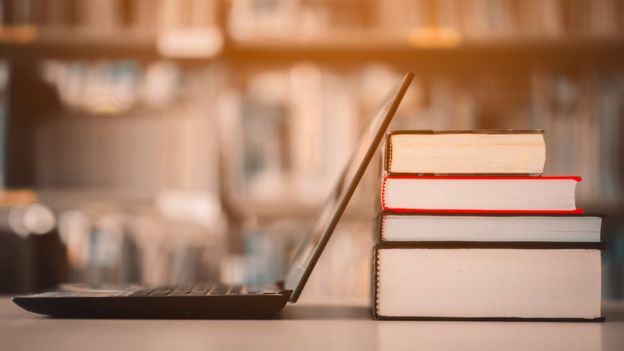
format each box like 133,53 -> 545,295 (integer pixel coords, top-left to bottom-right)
227,285 -> 243,295
208,286 -> 226,296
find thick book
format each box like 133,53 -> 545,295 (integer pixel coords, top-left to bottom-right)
373,242 -> 604,321
379,212 -> 602,242
384,130 -> 545,175
381,175 -> 583,214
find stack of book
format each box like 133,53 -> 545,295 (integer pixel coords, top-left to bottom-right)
373,130 -> 604,321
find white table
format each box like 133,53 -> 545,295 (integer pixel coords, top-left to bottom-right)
1,298 -> 623,351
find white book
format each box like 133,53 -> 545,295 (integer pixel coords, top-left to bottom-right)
374,245 -> 603,320
380,214 -> 601,242
381,176 -> 582,213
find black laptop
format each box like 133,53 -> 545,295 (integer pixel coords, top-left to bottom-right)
12,73 -> 414,319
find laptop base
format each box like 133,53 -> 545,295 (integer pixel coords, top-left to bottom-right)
13,285 -> 290,319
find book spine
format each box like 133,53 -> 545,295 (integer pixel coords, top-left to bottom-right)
380,175 -> 388,212
372,245 -> 381,320
383,132 -> 393,174
378,212 -> 386,242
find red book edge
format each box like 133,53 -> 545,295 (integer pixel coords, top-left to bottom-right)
385,175 -> 583,181
380,175 -> 584,215
381,208 -> 585,215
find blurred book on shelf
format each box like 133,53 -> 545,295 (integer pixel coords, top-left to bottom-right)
531,71 -> 623,207
1,0 -> 623,49
217,65 -> 360,207
0,0 -> 220,32
228,0 -> 624,41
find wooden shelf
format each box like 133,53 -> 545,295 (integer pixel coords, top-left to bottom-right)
1,27 -> 624,71
224,36 -> 624,73
0,28 -> 159,61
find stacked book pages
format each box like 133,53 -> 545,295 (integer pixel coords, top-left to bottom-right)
373,130 -> 604,321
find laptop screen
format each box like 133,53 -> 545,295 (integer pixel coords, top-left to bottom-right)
284,73 -> 413,302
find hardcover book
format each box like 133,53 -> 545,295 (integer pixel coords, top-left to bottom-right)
373,242 -> 604,321
384,130 -> 545,175
381,175 -> 583,214
379,212 -> 602,242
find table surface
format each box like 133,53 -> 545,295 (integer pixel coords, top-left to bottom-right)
1,297 -> 623,351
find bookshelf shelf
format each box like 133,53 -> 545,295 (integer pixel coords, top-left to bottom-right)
2,29 -> 624,71
0,29 -> 159,61
225,37 -> 624,72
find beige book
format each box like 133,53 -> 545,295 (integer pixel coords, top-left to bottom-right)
384,130 -> 545,175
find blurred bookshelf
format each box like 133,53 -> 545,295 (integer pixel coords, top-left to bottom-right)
0,0 -> 623,302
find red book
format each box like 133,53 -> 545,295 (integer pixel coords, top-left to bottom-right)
380,176 -> 583,214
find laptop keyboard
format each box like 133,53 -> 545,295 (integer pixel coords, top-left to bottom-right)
20,283 -> 283,298
128,283 -> 277,297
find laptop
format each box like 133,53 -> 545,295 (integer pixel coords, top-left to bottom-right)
12,72 -> 414,319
